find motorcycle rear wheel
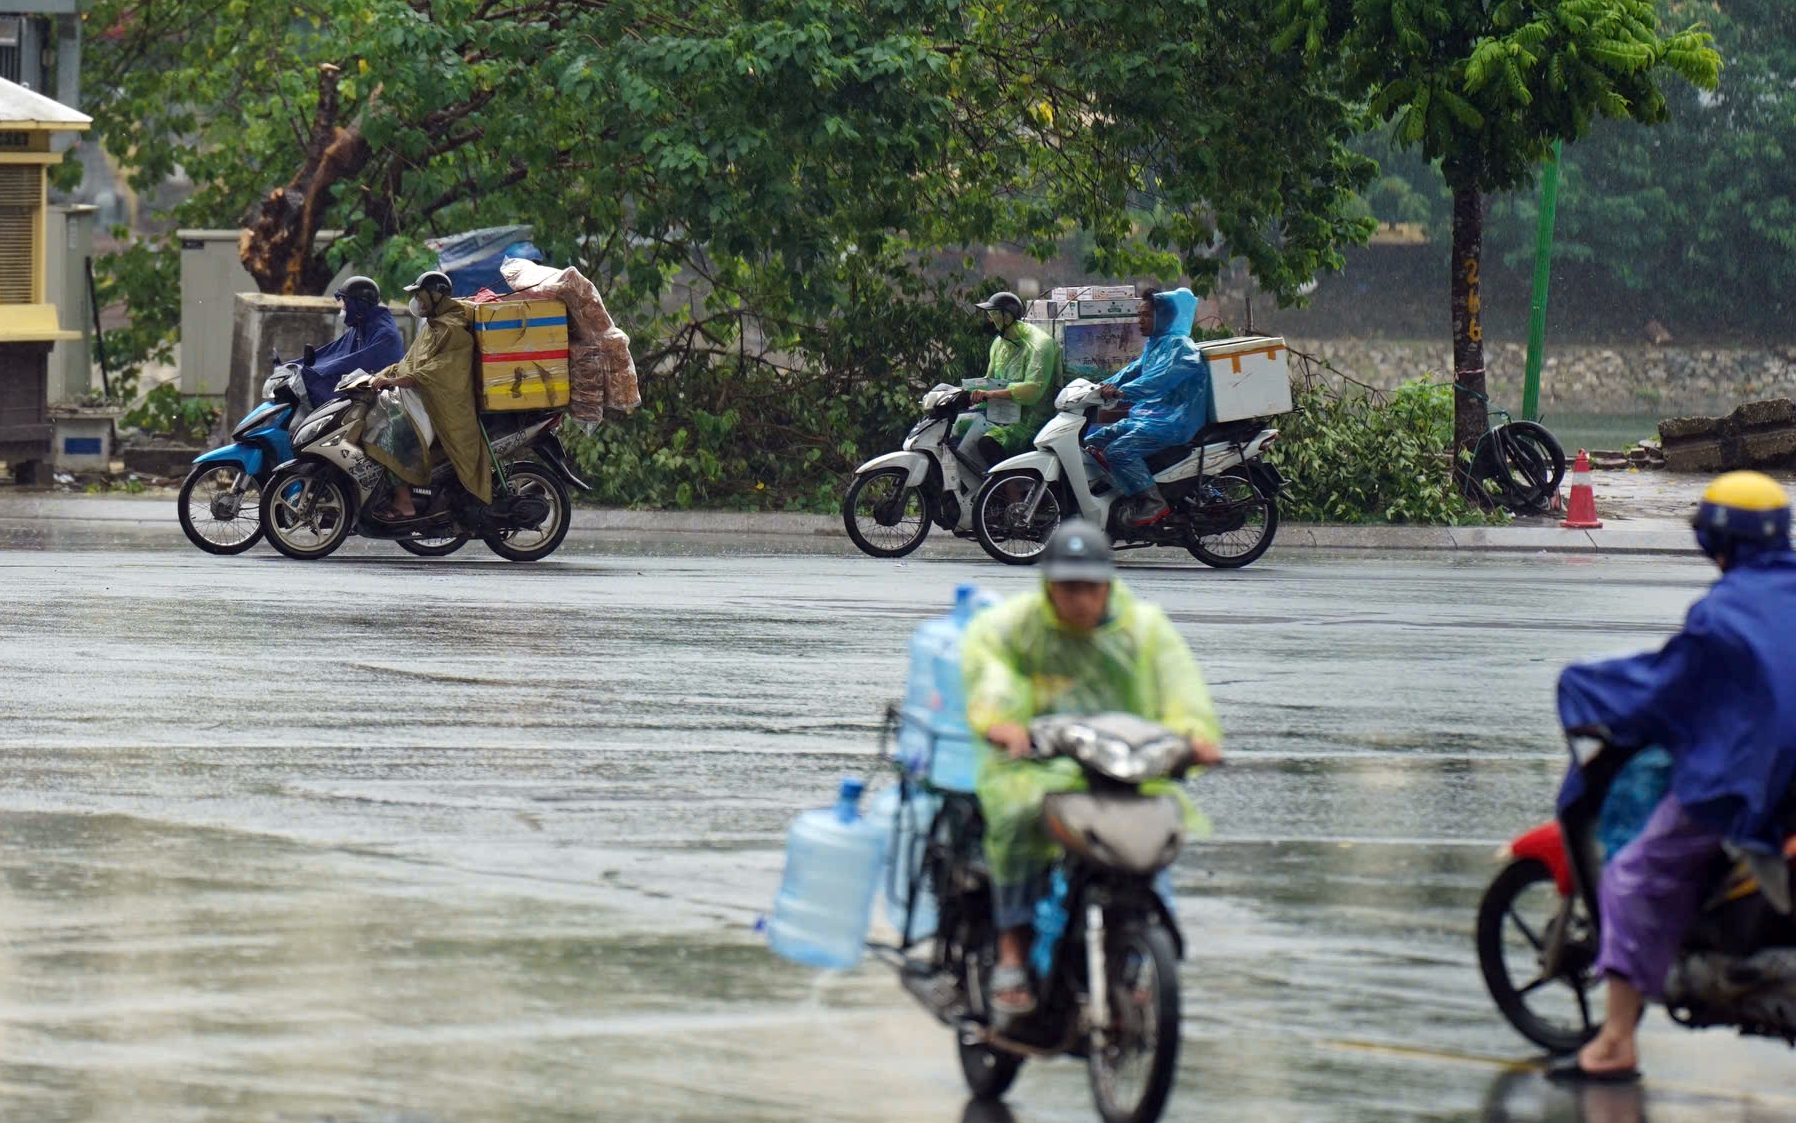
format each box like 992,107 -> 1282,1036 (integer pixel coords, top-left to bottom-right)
483,462 -> 571,562
396,533 -> 470,557
260,469 -> 353,560
1185,468 -> 1277,569
1088,922 -> 1181,1123
1476,858 -> 1604,1054
956,926 -> 1024,1100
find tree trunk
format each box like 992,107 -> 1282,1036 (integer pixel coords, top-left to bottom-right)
239,64 -> 372,295
1451,186 -> 1488,491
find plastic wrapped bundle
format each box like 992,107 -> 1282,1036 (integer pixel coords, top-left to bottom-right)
499,259 -> 640,424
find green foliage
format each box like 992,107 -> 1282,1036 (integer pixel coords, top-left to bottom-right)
79,0 -> 1381,507
122,384 -> 221,443
1276,0 -> 1720,195
1269,372 -> 1504,525
89,230 -> 181,404
1354,2 -> 1796,335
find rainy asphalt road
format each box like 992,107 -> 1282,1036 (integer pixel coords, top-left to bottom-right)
0,528 -> 1792,1123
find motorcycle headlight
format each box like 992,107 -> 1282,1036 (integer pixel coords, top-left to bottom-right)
292,412 -> 336,447
1064,727 -> 1191,784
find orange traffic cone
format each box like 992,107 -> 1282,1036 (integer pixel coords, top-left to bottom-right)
1561,449 -> 1603,529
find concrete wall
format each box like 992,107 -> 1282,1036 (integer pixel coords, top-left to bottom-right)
226,294 -> 415,427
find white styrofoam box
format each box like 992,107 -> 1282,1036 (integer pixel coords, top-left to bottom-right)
1049,284 -> 1137,304
1202,336 -> 1293,422
1078,298 -> 1136,318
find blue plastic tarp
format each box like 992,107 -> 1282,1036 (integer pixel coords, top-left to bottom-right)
425,225 -> 547,297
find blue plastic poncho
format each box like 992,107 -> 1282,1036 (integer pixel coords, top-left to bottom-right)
1085,289 -> 1212,495
302,301 -> 406,407
1556,540 -> 1796,853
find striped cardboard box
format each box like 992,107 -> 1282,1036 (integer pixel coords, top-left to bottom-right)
468,300 -> 571,411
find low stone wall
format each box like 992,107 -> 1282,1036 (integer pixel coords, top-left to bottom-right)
1289,339 -> 1796,416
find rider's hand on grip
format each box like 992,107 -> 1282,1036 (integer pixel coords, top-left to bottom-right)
986,723 -> 1033,760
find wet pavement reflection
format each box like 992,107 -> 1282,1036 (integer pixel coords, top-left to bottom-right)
0,544 -> 1790,1120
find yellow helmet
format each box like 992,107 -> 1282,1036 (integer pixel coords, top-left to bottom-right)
1693,471 -> 1791,552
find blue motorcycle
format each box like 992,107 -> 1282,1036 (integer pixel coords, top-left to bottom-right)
176,360 -> 308,554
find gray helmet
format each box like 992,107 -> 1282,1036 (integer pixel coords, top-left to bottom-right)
404,270 -> 454,297
976,291 -> 1025,319
333,275 -> 381,306
1040,519 -> 1114,583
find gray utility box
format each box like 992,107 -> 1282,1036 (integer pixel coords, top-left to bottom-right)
44,202 -> 94,403
180,228 -> 343,398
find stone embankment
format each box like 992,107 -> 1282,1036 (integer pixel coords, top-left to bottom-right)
1290,339 -> 1796,416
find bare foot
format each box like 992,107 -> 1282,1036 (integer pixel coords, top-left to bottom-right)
1575,1028 -> 1638,1076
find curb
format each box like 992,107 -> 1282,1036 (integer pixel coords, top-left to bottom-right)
0,494 -> 1699,555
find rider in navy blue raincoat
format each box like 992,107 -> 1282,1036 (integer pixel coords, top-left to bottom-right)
1548,470 -> 1796,1083
1085,287 -> 1211,526
301,276 -> 406,408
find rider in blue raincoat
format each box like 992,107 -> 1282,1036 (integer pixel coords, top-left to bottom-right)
301,276 -> 407,408
1086,287 -> 1211,526
1548,470 -> 1796,1083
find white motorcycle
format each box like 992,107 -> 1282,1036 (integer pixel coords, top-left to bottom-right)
843,384 -> 992,558
971,378 -> 1283,568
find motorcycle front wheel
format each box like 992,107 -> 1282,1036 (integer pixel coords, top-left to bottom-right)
973,471 -> 1063,565
483,462 -> 571,562
259,469 -> 353,560
843,468 -> 931,558
1476,858 -> 1605,1054
177,464 -> 265,555
1088,922 -> 1181,1123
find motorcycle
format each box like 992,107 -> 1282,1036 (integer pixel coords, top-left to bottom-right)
1477,732 -> 1796,1055
873,710 -> 1196,1123
970,379 -> 1283,569
257,369 -> 588,562
176,358 -> 312,555
844,384 -> 988,558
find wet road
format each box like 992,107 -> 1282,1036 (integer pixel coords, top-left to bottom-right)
0,534 -> 1792,1122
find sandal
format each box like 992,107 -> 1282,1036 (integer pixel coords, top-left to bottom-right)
1545,1055 -> 1640,1084
989,964 -> 1036,1017
371,503 -> 422,524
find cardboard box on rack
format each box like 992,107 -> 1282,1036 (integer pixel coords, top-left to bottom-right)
1049,284 -> 1136,304
466,299 -> 571,411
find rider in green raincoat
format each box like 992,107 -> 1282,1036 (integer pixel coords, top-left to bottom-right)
953,291 -> 1063,471
960,519 -> 1221,1014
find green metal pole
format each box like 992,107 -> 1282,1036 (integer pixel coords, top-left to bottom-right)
1522,140 -> 1563,422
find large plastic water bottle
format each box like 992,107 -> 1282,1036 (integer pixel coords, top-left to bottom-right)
767,778 -> 887,970
898,601 -> 963,778
868,782 -> 943,941
926,585 -> 1000,792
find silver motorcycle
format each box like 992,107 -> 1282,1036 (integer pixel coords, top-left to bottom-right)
258,370 -> 588,561
877,710 -> 1199,1123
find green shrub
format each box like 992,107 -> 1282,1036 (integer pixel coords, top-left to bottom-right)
1268,359 -> 1504,526
122,384 -> 222,443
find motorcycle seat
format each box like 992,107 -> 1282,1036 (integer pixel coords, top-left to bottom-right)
1141,419 -> 1269,473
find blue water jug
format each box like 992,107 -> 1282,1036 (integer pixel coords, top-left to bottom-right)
925,585 -> 999,792
898,600 -> 963,778
1030,868 -> 1071,979
767,778 -> 887,970
868,782 -> 943,941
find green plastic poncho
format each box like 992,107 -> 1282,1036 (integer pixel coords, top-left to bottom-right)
961,580 -> 1220,890
957,320 -> 1063,456
362,292 -> 493,505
